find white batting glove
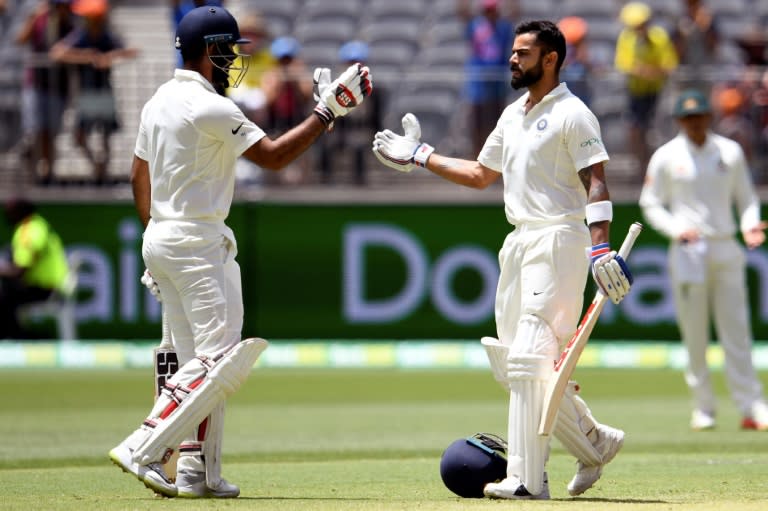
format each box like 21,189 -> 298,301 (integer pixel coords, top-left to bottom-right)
313,63 -> 373,127
372,113 -> 435,173
312,67 -> 331,102
590,243 -> 633,305
141,269 -> 161,303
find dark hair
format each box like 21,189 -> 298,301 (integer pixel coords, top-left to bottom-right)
515,20 -> 567,72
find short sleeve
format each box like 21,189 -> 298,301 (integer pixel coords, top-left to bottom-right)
194,97 -> 265,156
134,102 -> 149,160
565,107 -> 609,172
477,118 -> 504,173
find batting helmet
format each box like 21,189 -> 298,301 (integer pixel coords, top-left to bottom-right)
175,6 -> 249,61
439,433 -> 507,498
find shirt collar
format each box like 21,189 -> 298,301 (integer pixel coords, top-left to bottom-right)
520,82 -> 570,112
174,68 -> 217,94
677,131 -> 714,153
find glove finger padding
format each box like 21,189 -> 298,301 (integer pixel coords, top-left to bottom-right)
314,64 -> 373,126
592,253 -> 632,304
324,63 -> 371,116
312,67 -> 331,102
371,112 -> 434,172
372,138 -> 415,172
401,112 -> 421,140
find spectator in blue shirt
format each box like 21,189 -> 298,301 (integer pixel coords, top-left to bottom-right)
458,0 -> 515,156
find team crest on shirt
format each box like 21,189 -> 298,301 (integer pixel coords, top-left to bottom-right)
536,118 -> 548,131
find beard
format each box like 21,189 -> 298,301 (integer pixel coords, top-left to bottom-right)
211,65 -> 231,96
510,59 -> 544,90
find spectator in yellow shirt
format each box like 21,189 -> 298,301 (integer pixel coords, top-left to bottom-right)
615,2 -> 678,175
0,198 -> 69,339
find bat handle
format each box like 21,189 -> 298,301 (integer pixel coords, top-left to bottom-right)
617,222 -> 643,260
159,308 -> 172,349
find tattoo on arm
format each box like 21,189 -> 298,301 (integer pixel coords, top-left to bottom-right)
578,165 -> 592,192
578,163 -> 608,202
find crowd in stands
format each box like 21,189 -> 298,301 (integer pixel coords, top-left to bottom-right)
2,0 -> 768,187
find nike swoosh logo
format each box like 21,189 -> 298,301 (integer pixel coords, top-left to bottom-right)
231,122 -> 244,135
533,291 -> 543,296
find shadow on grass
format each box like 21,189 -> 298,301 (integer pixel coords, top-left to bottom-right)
565,498 -> 669,504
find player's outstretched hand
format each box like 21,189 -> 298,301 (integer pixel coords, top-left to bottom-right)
590,243 -> 633,304
372,113 -> 434,173
313,63 -> 372,127
141,269 -> 162,303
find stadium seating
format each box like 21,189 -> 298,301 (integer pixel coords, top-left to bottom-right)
1,0 -> 767,187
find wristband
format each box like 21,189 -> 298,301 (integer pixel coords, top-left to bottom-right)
590,242 -> 611,262
585,200 -> 613,225
313,104 -> 335,127
412,143 -> 435,167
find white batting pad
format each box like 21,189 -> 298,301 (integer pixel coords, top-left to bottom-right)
133,338 -> 268,465
554,381 -> 602,466
204,402 -> 225,487
481,337 -> 510,391
505,354 -> 552,496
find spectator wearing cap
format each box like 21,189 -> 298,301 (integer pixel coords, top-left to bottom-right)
317,40 -> 382,185
457,0 -> 516,157
260,36 -> 313,184
50,0 -> 139,185
712,86 -> 753,162
226,12 -> 275,126
15,0 -> 76,185
614,1 -> 678,176
558,16 -> 593,107
640,88 -> 768,433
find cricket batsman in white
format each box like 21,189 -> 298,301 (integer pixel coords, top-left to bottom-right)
109,5 -> 372,498
373,20 -> 632,499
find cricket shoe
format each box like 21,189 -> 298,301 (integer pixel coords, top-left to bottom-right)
109,442 -> 177,498
567,424 -> 624,496
690,409 -> 716,431
483,474 -> 549,500
741,401 -> 768,431
176,470 -> 240,498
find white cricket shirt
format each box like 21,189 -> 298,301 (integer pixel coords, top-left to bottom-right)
135,69 -> 265,225
478,82 -> 608,226
639,131 -> 760,239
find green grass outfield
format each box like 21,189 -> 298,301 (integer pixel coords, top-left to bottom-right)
1,366 -> 768,510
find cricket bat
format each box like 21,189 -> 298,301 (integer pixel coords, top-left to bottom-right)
154,310 -> 179,481
538,222 -> 643,436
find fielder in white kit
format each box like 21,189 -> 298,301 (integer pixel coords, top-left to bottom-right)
640,89 -> 768,431
373,20 -> 633,499
109,5 -> 372,498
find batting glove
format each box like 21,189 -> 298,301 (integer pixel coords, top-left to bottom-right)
590,243 -> 633,305
372,113 -> 434,173
141,269 -> 162,303
313,63 -> 373,127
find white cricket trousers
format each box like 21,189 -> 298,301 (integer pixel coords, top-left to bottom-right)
495,221 -> 590,357
669,238 -> 764,416
142,219 -> 244,363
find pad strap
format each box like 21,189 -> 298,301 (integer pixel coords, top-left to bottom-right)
505,354 -> 552,496
132,338 -> 268,465
481,337 -> 510,391
553,381 -> 602,465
